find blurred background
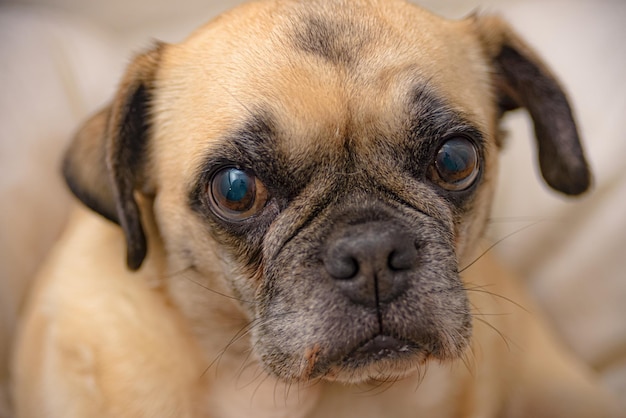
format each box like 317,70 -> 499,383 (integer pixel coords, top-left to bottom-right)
1,0 -> 625,416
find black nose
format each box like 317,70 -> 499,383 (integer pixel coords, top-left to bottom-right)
323,222 -> 418,307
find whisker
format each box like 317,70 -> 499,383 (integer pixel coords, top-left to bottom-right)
412,362 -> 429,392
229,336 -> 270,392
273,369 -> 281,408
236,354 -> 268,391
460,219 -> 546,273
283,376 -> 294,407
201,317 -> 262,378
470,311 -> 511,317
372,374 -> 402,396
226,311 -> 296,385
464,283 -> 530,313
250,372 -> 273,406
356,375 -> 394,396
473,317 -> 520,352
466,287 -> 523,353
181,271 -> 256,304
487,215 -> 553,223
235,342 -> 263,384
163,265 -> 195,279
460,344 -> 477,378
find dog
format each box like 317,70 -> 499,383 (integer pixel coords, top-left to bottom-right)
11,0 -> 620,416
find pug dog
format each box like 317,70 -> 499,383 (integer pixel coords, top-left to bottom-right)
12,0 -> 620,417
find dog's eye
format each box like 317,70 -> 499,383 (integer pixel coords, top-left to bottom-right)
431,137 -> 480,191
209,167 -> 268,220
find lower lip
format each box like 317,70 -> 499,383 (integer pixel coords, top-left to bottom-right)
349,335 -> 417,362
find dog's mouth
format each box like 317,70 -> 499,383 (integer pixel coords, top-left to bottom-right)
346,334 -> 421,364
305,332 -> 433,383
340,334 -> 429,378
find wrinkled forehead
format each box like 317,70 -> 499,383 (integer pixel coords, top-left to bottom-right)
156,0 -> 495,161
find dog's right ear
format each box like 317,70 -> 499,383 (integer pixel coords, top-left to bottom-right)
63,43 -> 166,270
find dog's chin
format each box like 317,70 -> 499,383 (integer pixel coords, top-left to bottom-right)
321,335 -> 431,384
266,331 -> 468,385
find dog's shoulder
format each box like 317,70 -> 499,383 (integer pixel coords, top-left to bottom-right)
12,207 -> 206,417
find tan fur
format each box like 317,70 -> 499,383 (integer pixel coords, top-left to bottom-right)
12,0 -> 620,417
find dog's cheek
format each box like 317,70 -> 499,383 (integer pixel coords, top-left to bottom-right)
453,141 -> 499,265
251,231 -> 375,381
150,195 -> 251,305
252,256 -> 334,380
391,216 -> 473,356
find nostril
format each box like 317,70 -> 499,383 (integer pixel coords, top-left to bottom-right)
324,254 -> 359,280
388,243 -> 419,271
388,250 -> 409,271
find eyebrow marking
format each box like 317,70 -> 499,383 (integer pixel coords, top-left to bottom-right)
408,84 -> 486,146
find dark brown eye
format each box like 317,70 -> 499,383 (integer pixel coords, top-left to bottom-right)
209,167 -> 268,220
431,137 -> 480,191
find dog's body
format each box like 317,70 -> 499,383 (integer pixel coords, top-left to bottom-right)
14,208 -> 616,418
11,0 -> 619,416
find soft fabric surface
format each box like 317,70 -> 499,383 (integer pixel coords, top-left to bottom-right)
1,0 -> 624,415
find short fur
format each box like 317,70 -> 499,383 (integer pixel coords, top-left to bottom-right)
12,0 -> 619,417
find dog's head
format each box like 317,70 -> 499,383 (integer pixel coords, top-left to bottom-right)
63,0 -> 589,383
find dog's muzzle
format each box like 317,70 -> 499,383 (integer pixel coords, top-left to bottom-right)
255,202 -> 471,383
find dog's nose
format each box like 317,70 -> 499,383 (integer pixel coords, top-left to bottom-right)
323,223 -> 418,307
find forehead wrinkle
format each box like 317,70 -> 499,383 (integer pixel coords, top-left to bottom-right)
267,65 -> 353,162
264,58 -> 413,168
289,8 -> 375,67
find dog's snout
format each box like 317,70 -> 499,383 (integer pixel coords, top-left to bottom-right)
323,223 -> 417,307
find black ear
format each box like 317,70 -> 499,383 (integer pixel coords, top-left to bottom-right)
63,43 -> 166,270
474,16 -> 591,196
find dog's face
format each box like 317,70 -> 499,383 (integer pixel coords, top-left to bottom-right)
63,0 -> 589,384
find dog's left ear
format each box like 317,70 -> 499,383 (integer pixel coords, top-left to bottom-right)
473,15 -> 591,195
63,42 -> 166,270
